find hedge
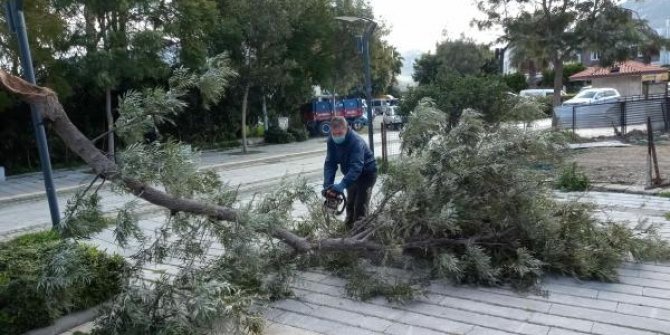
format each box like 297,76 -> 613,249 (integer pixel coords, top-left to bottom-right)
0,231 -> 125,334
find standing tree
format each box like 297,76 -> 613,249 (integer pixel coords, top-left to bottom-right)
413,37 -> 493,85
217,0 -> 295,153
476,0 -> 664,109
58,0 -> 170,157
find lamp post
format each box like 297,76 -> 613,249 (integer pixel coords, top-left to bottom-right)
5,0 -> 61,228
335,16 -> 377,155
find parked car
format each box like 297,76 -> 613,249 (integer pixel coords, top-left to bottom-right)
519,88 -> 566,98
562,88 -> 621,106
371,97 -> 399,116
382,106 -> 404,130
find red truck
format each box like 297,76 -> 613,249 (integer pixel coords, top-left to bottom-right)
301,96 -> 369,136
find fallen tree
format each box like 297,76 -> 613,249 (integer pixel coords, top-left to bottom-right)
2,63 -> 669,334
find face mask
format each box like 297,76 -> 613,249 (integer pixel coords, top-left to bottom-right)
332,134 -> 346,144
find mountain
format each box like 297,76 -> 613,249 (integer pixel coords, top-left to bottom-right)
397,49 -> 422,89
621,0 -> 670,35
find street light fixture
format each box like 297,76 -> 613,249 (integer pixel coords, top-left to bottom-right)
335,16 -> 377,155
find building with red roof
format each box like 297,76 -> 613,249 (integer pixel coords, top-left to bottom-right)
569,60 -> 668,97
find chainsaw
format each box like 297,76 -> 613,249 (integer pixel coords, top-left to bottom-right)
322,188 -> 347,216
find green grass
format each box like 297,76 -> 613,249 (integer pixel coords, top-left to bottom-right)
658,191 -> 670,198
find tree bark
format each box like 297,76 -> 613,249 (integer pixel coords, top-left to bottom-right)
105,88 -> 114,159
262,88 -> 268,131
241,83 -> 250,153
551,58 -> 564,128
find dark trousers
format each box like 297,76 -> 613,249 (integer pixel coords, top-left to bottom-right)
344,172 -> 377,228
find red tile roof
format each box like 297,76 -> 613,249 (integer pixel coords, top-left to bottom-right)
569,60 -> 668,81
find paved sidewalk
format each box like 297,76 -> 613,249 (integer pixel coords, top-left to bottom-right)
76,190 -> 670,335
264,191 -> 670,335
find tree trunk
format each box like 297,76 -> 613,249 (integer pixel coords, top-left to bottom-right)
105,88 -> 114,159
241,83 -> 250,153
528,61 -> 538,88
552,59 -> 564,128
262,89 -> 268,131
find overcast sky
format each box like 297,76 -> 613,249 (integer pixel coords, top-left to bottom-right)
368,0 -> 501,54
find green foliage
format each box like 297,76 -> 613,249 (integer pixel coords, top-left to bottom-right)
287,127 -> 309,142
264,127 -> 295,144
401,76 -> 513,126
413,37 -> 493,84
502,73 -> 529,93
476,0 -> 663,105
365,107 -> 670,289
344,265 -> 421,304
501,96 -> 551,125
0,0 -> 400,175
541,63 -> 587,92
115,56 -> 236,145
555,162 -> 591,192
0,231 -> 124,334
247,124 -> 265,138
659,192 -> 670,198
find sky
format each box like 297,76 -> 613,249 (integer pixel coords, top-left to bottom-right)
368,0 -> 501,54
367,0 -> 502,84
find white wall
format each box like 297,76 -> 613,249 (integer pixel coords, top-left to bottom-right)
592,76 -> 642,97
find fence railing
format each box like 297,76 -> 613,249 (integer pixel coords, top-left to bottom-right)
380,124 -> 402,165
554,96 -> 670,136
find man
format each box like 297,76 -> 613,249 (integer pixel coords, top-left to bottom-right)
323,116 -> 377,228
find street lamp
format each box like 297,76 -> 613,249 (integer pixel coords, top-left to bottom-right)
335,16 -> 377,155
5,0 -> 61,228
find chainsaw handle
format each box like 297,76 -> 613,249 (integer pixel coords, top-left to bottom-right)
322,187 -> 347,215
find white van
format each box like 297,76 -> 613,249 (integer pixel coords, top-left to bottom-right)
519,89 -> 566,97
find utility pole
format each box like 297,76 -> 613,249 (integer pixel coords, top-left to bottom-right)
335,16 -> 377,155
361,22 -> 377,155
5,0 -> 61,228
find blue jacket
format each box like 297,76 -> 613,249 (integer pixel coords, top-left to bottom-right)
323,129 -> 377,189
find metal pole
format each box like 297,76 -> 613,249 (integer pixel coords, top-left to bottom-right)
380,121 -> 388,166
362,21 -> 376,155
5,0 -> 61,228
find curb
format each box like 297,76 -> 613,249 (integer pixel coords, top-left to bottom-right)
590,184 -> 668,197
0,149 -> 326,206
25,306 -> 100,335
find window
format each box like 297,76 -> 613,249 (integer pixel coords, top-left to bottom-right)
590,52 -> 601,61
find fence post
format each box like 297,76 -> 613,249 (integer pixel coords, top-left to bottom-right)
571,106 -> 576,137
620,101 -> 626,136
381,123 -> 387,166
647,116 -> 662,187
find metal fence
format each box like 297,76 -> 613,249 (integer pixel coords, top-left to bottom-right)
380,124 -> 402,165
554,95 -> 670,136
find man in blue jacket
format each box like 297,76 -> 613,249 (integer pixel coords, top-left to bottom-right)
323,116 -> 377,228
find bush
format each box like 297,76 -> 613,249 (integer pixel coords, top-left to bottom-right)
0,231 -> 125,334
502,73 -> 528,93
287,127 -> 309,142
555,162 -> 591,191
264,126 -> 295,144
246,124 -> 265,138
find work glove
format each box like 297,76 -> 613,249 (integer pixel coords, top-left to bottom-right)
331,182 -> 346,194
